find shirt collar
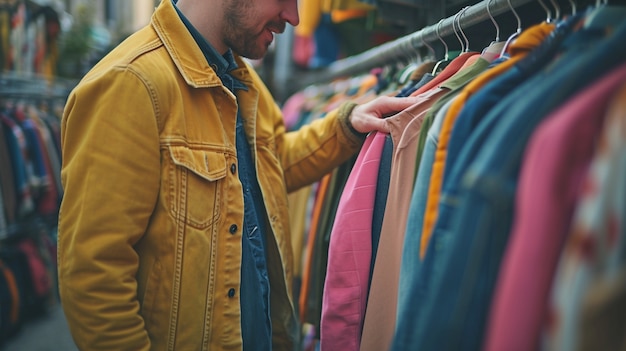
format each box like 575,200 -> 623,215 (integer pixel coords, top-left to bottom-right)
172,0 -> 240,79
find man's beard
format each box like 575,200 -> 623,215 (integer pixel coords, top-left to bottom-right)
222,1 -> 285,59
224,30 -> 267,60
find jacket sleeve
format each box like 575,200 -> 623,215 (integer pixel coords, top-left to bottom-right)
58,67 -> 160,350
279,101 -> 365,192
248,66 -> 365,192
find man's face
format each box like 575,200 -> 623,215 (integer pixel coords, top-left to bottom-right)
222,0 -> 298,59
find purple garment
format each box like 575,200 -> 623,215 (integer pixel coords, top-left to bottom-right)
321,132 -> 385,351
485,63 -> 626,351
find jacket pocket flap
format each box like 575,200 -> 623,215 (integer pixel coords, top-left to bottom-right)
169,146 -> 227,181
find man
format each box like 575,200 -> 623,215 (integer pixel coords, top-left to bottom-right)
57,0 -> 417,350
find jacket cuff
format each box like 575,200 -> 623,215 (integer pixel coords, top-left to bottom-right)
337,101 -> 368,143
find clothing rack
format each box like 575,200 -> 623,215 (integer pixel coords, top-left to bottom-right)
298,0 -> 535,88
0,73 -> 75,101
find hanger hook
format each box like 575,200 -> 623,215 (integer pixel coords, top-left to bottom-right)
500,0 -> 523,58
436,18 -> 449,60
508,0 -> 522,34
459,6 -> 470,52
487,0 -> 500,42
419,30 -> 436,60
549,0 -> 561,20
452,10 -> 465,53
569,0 -> 576,15
538,0 -> 553,22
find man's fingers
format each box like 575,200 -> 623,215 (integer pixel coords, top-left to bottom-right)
373,117 -> 390,133
371,96 -> 419,116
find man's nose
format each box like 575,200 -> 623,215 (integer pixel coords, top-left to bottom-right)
280,0 -> 299,27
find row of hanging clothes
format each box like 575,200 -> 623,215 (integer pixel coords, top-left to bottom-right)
0,73 -> 67,344
282,0 -> 626,350
0,79 -> 65,238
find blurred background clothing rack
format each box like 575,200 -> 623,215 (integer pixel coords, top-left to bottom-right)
0,72 -> 75,102
0,69 -> 67,348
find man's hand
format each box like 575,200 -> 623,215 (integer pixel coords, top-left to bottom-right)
349,95 -> 419,134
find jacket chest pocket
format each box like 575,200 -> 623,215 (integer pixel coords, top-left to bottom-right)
165,145 -> 227,229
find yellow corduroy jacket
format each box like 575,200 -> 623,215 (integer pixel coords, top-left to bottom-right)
57,0 -> 364,350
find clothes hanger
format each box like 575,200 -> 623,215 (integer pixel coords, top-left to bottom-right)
410,31 -> 439,80
456,7 -> 472,53
397,39 -> 423,85
401,29 -> 442,83
394,30 -> 432,87
399,30 -> 438,83
447,10 -> 467,61
431,19 -> 451,75
499,0 -> 523,58
416,29 -> 437,62
568,0 -> 576,15
538,0 -> 554,23
451,7 -> 487,71
481,0 -> 506,61
452,9 -> 467,54
548,0 -> 561,21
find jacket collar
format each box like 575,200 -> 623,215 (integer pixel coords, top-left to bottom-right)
151,0 -> 254,88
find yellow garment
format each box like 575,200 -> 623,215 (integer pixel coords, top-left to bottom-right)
419,22 -> 556,259
295,0 -> 374,37
0,12 -> 9,70
325,0 -> 375,11
296,0 -> 323,37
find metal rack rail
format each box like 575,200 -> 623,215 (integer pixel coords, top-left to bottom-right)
297,0 -> 535,88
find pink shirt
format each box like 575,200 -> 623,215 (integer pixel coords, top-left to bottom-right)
321,132 -> 385,351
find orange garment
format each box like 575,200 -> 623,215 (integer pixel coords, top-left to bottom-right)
357,73 -> 380,96
299,174 -> 331,322
0,259 -> 20,324
331,9 -> 370,23
419,22 -> 556,258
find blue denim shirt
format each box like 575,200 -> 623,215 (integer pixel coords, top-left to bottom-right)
175,3 -> 272,350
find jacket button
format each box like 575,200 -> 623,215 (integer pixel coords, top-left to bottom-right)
230,163 -> 236,174
228,288 -> 236,298
229,224 -> 238,234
